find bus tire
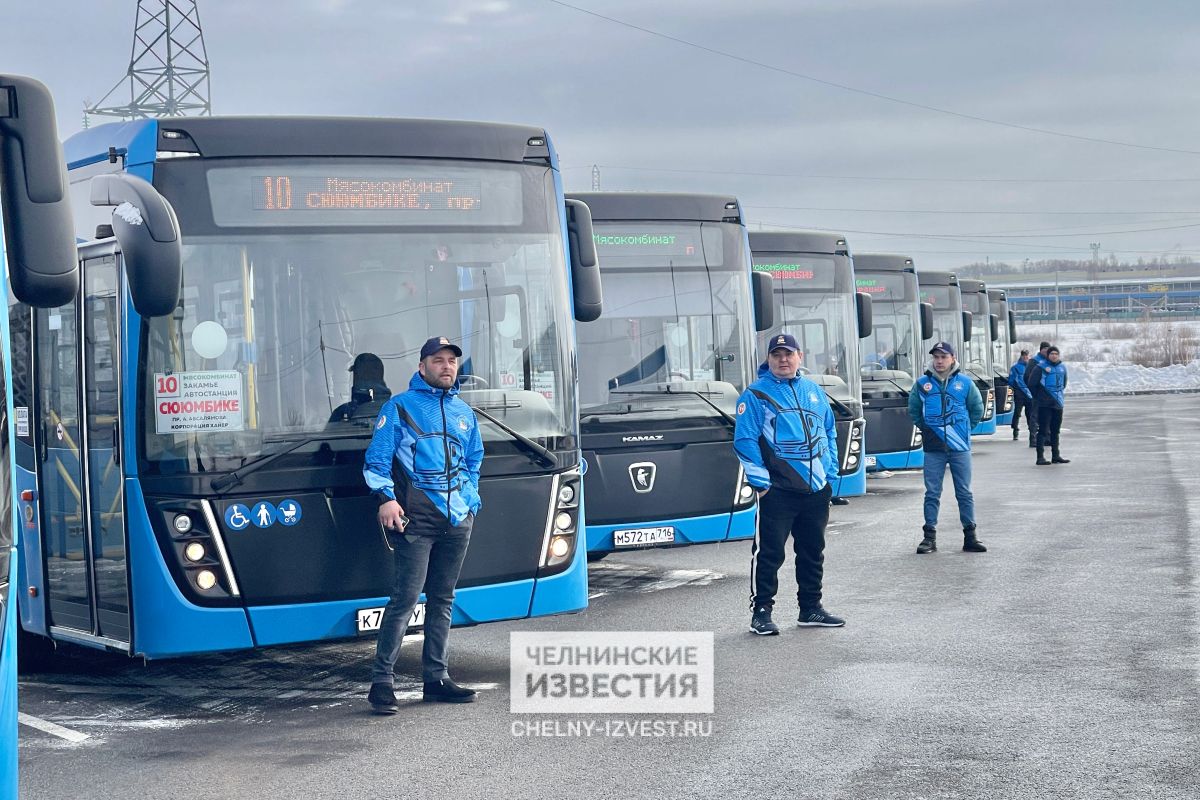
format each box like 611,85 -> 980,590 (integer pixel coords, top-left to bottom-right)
16,626 -> 57,673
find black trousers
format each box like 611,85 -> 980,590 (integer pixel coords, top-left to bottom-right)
1011,392 -> 1035,433
751,485 -> 832,612
1037,405 -> 1063,449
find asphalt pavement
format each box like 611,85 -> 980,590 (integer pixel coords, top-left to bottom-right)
18,395 -> 1200,799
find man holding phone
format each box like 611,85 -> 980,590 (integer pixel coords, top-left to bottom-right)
363,336 -> 484,714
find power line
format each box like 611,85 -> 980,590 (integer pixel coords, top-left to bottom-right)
744,204 -> 1200,216
562,164 -> 1200,184
546,0 -> 1200,157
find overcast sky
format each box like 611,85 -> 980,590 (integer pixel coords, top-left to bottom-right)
5,0 -> 1200,270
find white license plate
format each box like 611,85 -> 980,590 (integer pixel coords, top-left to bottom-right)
865,456 -> 877,468
356,603 -> 425,634
612,526 -> 676,548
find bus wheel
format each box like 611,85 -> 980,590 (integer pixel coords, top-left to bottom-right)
16,626 -> 57,673
586,551 -> 609,563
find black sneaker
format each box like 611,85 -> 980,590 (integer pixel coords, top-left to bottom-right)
367,683 -> 398,715
423,678 -> 478,703
750,607 -> 780,636
830,496 -> 850,506
798,607 -> 846,627
1012,429 -> 1019,440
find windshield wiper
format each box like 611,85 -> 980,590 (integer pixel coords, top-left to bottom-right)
210,431 -> 374,494
823,392 -> 857,419
470,406 -> 558,468
609,386 -> 737,428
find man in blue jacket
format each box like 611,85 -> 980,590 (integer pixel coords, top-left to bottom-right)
1008,349 -> 1034,442
908,342 -> 987,555
1023,341 -> 1052,448
363,336 -> 484,714
1027,345 -> 1070,466
735,334 -> 844,636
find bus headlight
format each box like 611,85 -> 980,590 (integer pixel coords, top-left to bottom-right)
542,470 -> 582,571
184,542 -> 206,562
850,440 -> 861,453
739,484 -> 755,501
173,514 -> 193,534
196,570 -> 217,590
733,466 -> 756,509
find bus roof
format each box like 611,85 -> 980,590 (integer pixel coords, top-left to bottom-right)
853,253 -> 915,273
568,192 -> 742,224
747,230 -> 849,256
987,288 -> 1008,301
65,116 -> 553,167
916,270 -> 959,286
958,278 -> 987,294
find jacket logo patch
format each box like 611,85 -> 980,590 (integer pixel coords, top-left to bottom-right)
737,402 -> 746,415
1045,367 -> 1051,373
376,415 -> 387,429
459,418 -> 468,431
810,393 -> 819,403
920,382 -> 931,392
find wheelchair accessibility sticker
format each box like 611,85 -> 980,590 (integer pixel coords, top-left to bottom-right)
225,504 -> 252,531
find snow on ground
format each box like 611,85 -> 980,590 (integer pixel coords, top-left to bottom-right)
1012,320 -> 1200,395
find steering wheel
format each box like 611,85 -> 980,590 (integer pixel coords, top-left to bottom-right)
458,374 -> 490,389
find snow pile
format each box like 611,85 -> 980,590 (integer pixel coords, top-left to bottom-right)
1064,360 -> 1200,395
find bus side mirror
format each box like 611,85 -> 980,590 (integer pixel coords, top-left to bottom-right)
989,313 -> 999,342
0,74 -> 79,308
920,302 -> 933,341
855,291 -> 873,338
962,310 -> 973,337
1008,310 -> 1017,344
565,199 -> 601,322
90,173 -> 182,318
751,271 -> 774,332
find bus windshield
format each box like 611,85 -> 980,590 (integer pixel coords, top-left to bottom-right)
857,271 -> 919,387
755,254 -> 862,418
991,308 -> 1011,377
961,292 -> 993,383
142,159 -> 575,475
921,285 -> 964,368
578,222 -> 754,423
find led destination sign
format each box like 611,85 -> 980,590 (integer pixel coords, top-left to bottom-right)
206,162 -> 523,228
752,257 -> 837,290
855,274 -> 910,299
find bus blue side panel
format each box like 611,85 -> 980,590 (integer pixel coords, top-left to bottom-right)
726,505 -> 756,541
871,449 -> 923,471
586,510 -> 732,554
64,120 -> 158,171
530,542 -> 588,618
124,480 -> 255,658
995,410 -> 1014,426
831,464 -> 866,497
13,466 -> 46,636
248,575 -> 536,646
971,419 -> 997,436
1,556 -> 18,800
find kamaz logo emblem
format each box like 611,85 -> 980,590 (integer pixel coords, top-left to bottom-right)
622,434 -> 664,443
628,462 -> 657,493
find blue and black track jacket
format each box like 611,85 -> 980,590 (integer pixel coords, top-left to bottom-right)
1023,352 -> 1049,394
734,364 -> 839,494
908,366 -> 984,453
1008,360 -> 1033,401
1027,359 -> 1067,410
364,372 -> 483,530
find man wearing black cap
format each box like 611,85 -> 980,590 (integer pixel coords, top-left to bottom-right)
329,352 -> 392,424
908,341 -> 986,554
362,336 -> 484,714
735,333 -> 844,635
1027,345 -> 1070,466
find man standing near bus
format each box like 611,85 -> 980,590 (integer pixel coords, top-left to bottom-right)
1027,345 -> 1070,466
363,336 -> 484,714
1023,341 -> 1052,448
1008,349 -> 1034,441
909,342 -> 987,554
736,334 -> 845,636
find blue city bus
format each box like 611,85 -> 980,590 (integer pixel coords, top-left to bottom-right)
988,288 -> 1017,427
957,278 -> 998,435
567,193 -> 769,555
853,254 -> 933,472
748,232 -> 871,498
11,116 -> 601,662
1,75 -> 115,800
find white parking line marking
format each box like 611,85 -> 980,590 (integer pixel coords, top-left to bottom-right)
18,713 -> 90,743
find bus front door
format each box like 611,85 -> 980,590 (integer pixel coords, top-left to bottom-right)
34,253 -> 129,648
